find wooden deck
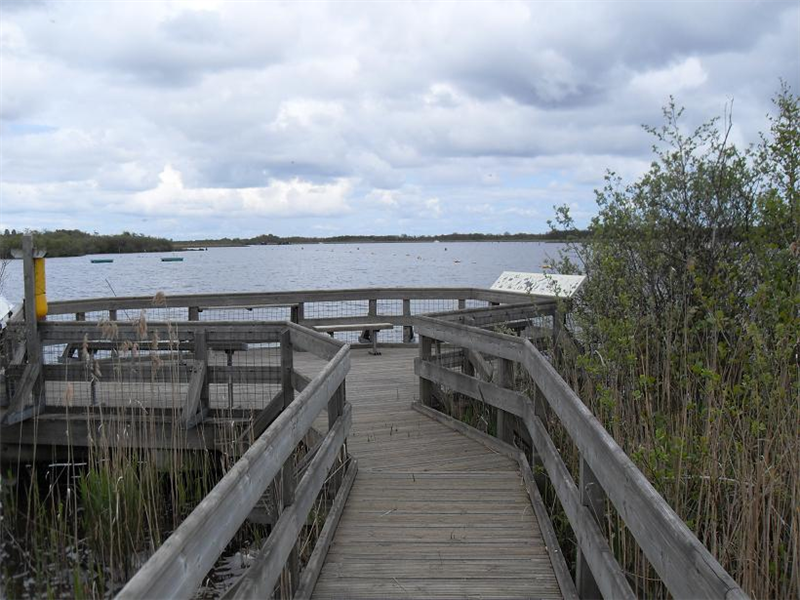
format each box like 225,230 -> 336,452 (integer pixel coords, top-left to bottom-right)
295,347 -> 564,600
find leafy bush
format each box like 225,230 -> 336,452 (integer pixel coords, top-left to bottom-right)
551,83 -> 798,598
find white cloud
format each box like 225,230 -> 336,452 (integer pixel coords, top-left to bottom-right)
130,165 -> 353,218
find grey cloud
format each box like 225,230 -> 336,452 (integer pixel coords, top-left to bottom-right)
0,1 -> 797,237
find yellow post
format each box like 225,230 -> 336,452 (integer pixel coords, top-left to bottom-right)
34,257 -> 47,319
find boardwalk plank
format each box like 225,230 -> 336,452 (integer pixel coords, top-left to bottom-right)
301,348 -> 563,600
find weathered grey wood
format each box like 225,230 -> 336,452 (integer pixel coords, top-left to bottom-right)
495,357 -> 513,445
402,298 -> 414,342
405,403 -> 576,600
195,331 -> 209,416
520,339 -> 747,600
418,336 -> 432,407
117,345 -> 350,600
577,458 -> 604,600
1,361 -> 41,425
435,302 -> 557,327
188,306 -> 200,321
287,323 -> 343,360
233,404 -> 352,599
22,235 -> 44,414
312,323 -> 393,333
39,321 -> 284,344
411,402 -> 520,460
295,458 -> 358,599
518,454 -> 579,600
46,287 -> 545,317
523,411 -> 635,600
415,315 -> 525,363
27,362 -> 281,385
180,360 -> 206,428
280,330 -> 298,593
414,358 -> 526,418
236,389 -> 284,446
466,348 -> 494,381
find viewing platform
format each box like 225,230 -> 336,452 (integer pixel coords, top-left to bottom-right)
0,241 -> 747,600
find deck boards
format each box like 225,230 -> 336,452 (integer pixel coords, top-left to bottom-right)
295,348 -> 563,600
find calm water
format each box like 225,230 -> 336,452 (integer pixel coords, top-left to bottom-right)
0,242 -> 567,304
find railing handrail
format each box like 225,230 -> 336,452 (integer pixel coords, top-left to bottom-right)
414,315 -> 747,600
45,286 -> 552,315
116,336 -> 350,600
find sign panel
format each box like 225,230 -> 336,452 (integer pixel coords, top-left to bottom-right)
490,271 -> 585,298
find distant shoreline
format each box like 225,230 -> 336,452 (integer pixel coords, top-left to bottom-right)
1,229 -> 587,259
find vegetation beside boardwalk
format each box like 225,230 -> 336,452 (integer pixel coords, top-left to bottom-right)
547,83 -> 798,597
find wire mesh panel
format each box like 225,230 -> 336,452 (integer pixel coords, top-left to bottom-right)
303,300 -> 368,320
199,305 -> 293,322
411,298 -> 459,316
207,344 -> 281,410
376,299 -> 402,316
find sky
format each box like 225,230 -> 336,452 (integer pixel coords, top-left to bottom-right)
0,1 -> 798,239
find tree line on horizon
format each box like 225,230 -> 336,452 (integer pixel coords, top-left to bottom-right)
0,228 -> 589,258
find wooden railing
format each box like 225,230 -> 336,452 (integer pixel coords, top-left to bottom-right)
414,313 -> 748,600
43,287 -> 554,343
113,322 -> 354,599
1,312 -> 358,599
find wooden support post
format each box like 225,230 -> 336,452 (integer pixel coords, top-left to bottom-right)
577,457 -> 605,600
530,383 -> 548,489
494,357 -> 512,444
290,304 -> 300,324
458,298 -> 466,310
280,329 -> 299,595
491,301 -> 500,307
281,330 -> 294,408
402,298 -> 413,343
109,309 -> 118,321
75,312 -> 86,321
195,330 -> 209,417
188,306 -> 200,321
552,306 -> 566,361
368,298 -> 377,318
327,381 -> 346,491
226,350 -> 234,408
23,235 -> 43,410
419,335 -> 432,406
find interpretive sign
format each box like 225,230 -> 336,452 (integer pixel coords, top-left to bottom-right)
491,271 -> 585,298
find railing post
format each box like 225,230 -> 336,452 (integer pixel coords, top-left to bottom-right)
530,384 -> 548,488
280,329 -> 299,595
188,306 -> 200,321
494,358 -> 513,444
458,298 -> 466,310
402,298 -> 414,343
419,335 -> 432,406
109,309 -> 118,321
290,304 -> 300,324
195,330 -> 209,416
328,381 -> 346,491
577,457 -> 605,600
368,298 -> 377,317
23,235 -> 44,411
75,311 -> 86,321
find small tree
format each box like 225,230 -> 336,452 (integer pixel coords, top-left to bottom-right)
550,84 -> 799,597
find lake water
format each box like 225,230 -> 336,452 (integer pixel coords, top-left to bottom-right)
0,242 -> 568,305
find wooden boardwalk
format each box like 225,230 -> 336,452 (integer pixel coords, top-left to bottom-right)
296,348 -> 564,600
